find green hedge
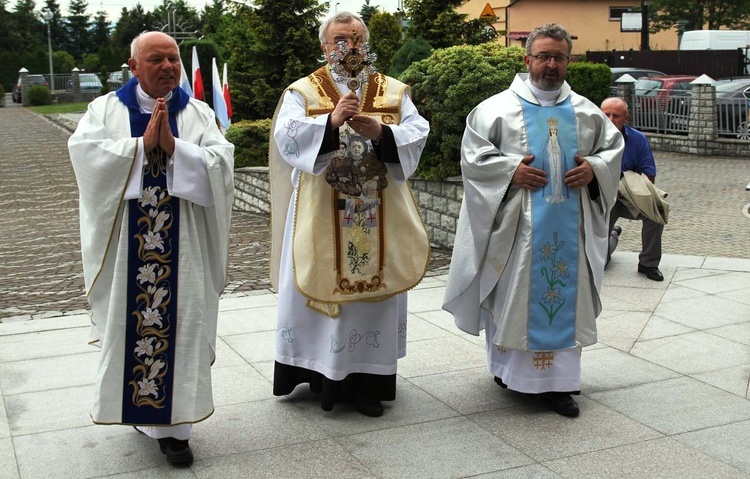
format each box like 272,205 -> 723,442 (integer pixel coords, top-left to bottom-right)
566,61 -> 612,108
225,119 -> 272,168
27,85 -> 52,106
400,43 -> 527,180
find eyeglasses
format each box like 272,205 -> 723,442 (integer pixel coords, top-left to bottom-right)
528,53 -> 569,64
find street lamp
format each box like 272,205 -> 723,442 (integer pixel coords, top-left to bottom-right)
334,2 -> 340,13
41,9 -> 54,92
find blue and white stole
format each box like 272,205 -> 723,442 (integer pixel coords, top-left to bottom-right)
117,78 -> 189,424
520,96 -> 580,351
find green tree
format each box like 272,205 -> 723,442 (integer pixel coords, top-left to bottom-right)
112,5 -> 157,50
388,37 -> 432,77
91,10 -> 111,48
403,0 -> 498,48
199,0 -> 229,41
52,50 -> 75,73
400,43 -> 526,180
10,0 -> 44,54
0,0 -> 12,53
648,0 -> 750,32
224,0 -> 325,120
63,0 -> 91,61
359,0 -> 378,25
368,12 -> 402,74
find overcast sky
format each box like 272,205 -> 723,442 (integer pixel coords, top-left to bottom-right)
39,0 -> 402,25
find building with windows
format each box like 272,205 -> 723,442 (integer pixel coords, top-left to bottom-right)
457,1 -> 679,54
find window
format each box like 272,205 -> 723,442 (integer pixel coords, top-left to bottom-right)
610,7 -> 633,21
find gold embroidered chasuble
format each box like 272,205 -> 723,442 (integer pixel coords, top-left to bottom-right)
286,67 -> 429,318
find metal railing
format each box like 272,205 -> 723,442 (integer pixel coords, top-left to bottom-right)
47,74 -> 71,92
629,88 -> 750,139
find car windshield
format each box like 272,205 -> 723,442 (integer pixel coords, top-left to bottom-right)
715,80 -> 750,98
635,79 -> 663,96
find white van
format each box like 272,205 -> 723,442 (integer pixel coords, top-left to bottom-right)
679,30 -> 750,74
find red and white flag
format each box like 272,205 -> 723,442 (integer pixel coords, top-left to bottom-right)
222,62 -> 232,122
191,46 -> 204,101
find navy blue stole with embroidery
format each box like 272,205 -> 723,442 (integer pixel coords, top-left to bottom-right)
118,78 -> 189,424
520,96 -> 580,351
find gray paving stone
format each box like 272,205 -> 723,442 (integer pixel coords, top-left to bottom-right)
216,305 -> 277,336
674,420 -> 750,474
408,366 -> 527,415
0,438 -> 19,479
338,416 -> 534,479
210,363 -> 272,407
191,439 -> 375,478
397,335 -> 485,378
544,437 -> 747,478
652,295 -> 750,329
691,364 -> 750,399
630,330 -> 750,375
469,464 -> 562,478
472,397 -> 663,462
0,327 -> 91,363
0,394 -> 9,440
0,352 -> 98,395
13,425 -> 165,478
581,346 -> 680,393
589,376 -> 750,435
190,399 -> 329,460
4,385 -> 93,436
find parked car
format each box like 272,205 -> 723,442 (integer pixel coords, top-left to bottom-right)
632,75 -> 697,131
667,77 -> 750,138
610,67 -> 666,83
12,74 -> 49,103
609,67 -> 666,94
67,73 -> 103,94
107,70 -> 133,90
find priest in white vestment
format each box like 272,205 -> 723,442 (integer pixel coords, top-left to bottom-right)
68,32 -> 234,465
443,23 -> 623,417
269,12 -> 430,417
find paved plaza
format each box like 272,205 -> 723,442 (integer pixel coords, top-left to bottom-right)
0,98 -> 749,478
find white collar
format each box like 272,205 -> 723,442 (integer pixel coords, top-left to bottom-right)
524,78 -> 561,106
136,84 -> 173,113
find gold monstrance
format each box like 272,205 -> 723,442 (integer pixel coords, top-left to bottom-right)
329,31 -> 377,91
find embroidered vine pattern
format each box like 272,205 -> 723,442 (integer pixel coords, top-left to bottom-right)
129,153 -> 174,408
538,232 -> 570,325
330,329 -> 380,354
278,326 -> 294,343
283,119 -> 301,158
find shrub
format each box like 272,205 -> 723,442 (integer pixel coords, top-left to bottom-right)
400,43 -> 526,180
388,37 -> 433,78
566,62 -> 612,108
0,83 -> 5,97
225,119 -> 272,168
27,84 -> 52,106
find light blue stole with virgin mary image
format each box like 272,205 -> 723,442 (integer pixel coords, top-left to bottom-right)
520,97 -> 580,351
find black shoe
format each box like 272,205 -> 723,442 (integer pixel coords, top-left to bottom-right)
613,225 -> 622,236
638,264 -> 664,281
157,438 -> 194,466
356,400 -> 384,417
493,376 -> 508,388
540,393 -> 579,417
